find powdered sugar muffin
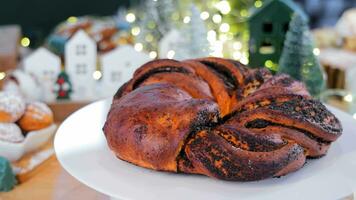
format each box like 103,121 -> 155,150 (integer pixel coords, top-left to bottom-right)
18,102 -> 54,132
0,123 -> 24,143
0,92 -> 26,123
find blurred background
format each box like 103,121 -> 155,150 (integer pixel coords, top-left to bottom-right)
1,0 -> 356,198
1,0 -> 356,46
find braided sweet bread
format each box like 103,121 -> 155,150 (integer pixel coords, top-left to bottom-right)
103,57 -> 342,181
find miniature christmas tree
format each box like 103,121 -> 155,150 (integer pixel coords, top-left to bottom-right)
136,0 -> 162,51
301,36 -> 326,96
278,14 -> 325,96
278,14 -> 306,80
54,71 -> 72,100
175,5 -> 210,60
155,0 -> 175,34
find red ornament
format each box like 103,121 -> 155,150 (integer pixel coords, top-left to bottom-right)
57,77 -> 65,84
59,90 -> 66,97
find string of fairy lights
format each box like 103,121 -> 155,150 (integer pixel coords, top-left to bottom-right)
14,0 -> 321,74
123,0 -> 322,69
123,0 -> 263,63
17,0 -> 261,64
3,0 -> 356,120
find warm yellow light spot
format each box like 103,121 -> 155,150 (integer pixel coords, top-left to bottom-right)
172,12 -> 180,21
344,94 -> 353,103
259,46 -> 275,54
131,27 -> 140,36
134,43 -> 143,52
183,16 -> 191,24
265,60 -> 278,71
240,55 -> 249,65
200,11 -> 210,20
149,51 -> 157,59
147,21 -> 156,29
0,72 -> 6,80
233,41 -> 242,50
240,9 -> 249,17
145,34 -> 154,42
219,23 -> 230,33
215,1 -> 231,15
126,13 -> 136,23
21,37 -> 30,47
212,14 -> 222,24
207,30 -> 217,42
210,40 -> 224,57
265,60 -> 274,68
67,16 -> 78,24
226,32 -> 234,40
254,0 -> 263,8
233,51 -> 242,60
167,50 -> 175,59
219,34 -> 228,42
313,48 -> 320,56
92,71 -> 102,80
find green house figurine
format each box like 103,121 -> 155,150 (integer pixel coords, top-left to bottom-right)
248,0 -> 308,69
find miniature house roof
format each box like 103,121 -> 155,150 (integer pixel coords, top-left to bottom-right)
101,45 -> 150,68
65,29 -> 96,48
23,47 -> 61,71
249,0 -> 308,22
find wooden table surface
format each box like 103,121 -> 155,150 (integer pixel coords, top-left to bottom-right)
0,155 -> 108,200
0,102 -> 101,200
0,112 -> 108,200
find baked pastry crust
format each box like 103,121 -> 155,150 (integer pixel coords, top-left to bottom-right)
18,102 -> 54,132
104,57 -> 342,181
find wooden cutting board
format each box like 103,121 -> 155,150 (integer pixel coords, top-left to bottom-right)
0,148 -> 108,200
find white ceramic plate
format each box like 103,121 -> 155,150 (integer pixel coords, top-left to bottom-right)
54,99 -> 356,200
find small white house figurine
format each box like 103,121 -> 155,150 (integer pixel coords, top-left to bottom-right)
23,47 -> 61,102
100,45 -> 151,97
65,30 -> 97,101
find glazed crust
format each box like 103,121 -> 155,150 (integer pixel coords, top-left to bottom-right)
183,60 -> 232,116
258,74 -> 310,96
181,130 -> 305,181
227,99 -> 342,142
139,72 -> 214,100
194,58 -> 246,93
104,83 -> 219,171
113,59 -> 196,100
104,58 -> 343,181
